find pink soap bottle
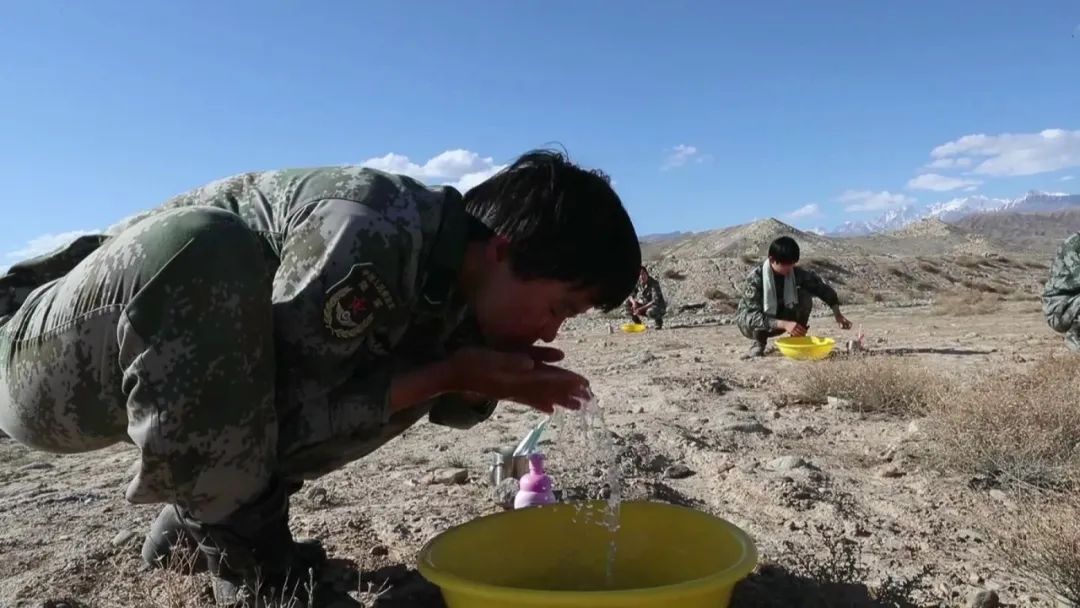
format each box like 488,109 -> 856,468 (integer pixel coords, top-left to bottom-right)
514,452 -> 556,509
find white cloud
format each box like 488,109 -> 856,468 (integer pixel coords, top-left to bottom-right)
930,128 -> 1080,177
926,157 -> 974,170
906,173 -> 982,192
361,149 -> 506,192
785,203 -> 821,219
1063,175 -> 1075,182
838,190 -> 916,212
4,230 -> 98,263
661,144 -> 702,170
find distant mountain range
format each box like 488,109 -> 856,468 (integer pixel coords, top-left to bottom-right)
829,191 -> 1080,236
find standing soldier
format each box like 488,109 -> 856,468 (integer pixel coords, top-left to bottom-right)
0,150 -> 641,606
1043,232 -> 1080,353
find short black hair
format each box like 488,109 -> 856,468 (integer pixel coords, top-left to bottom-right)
464,149 -> 641,311
768,236 -> 800,264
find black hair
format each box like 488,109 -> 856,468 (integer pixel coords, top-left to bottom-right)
768,236 -> 800,264
463,149 -> 641,311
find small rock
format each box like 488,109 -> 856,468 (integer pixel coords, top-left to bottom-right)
877,464 -> 906,478
664,464 -> 694,479
306,486 -> 330,505
771,411 -> 781,419
111,529 -> 137,547
826,396 -> 853,409
956,528 -> 984,543
369,545 -> 390,557
426,468 -> 469,485
907,420 -> 921,434
769,456 -> 809,471
722,422 -> 772,435
965,332 -> 980,339
637,407 -> 646,414
988,489 -> 1008,503
966,590 -> 999,608
968,573 -> 985,585
19,462 -> 54,472
637,351 -> 658,365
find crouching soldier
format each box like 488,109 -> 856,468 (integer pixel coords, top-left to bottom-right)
0,150 -> 641,606
626,265 -> 667,329
735,236 -> 851,358
1043,232 -> 1080,353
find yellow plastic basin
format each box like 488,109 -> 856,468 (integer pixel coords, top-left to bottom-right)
417,501 -> 757,608
621,323 -> 647,333
775,336 -> 836,361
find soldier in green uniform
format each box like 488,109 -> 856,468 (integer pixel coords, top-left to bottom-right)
1043,232 -> 1080,353
626,265 -> 667,329
0,150 -> 641,605
735,236 -> 851,358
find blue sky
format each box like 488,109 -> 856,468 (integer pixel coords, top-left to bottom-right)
2,1 -> 1079,266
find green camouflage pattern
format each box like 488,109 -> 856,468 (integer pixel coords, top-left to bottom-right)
1043,232 -> 1080,352
0,166 -> 491,523
626,275 -> 666,320
735,264 -> 840,338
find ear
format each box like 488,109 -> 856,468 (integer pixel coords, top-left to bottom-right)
486,234 -> 512,264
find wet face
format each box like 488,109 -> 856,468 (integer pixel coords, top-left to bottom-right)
769,258 -> 797,276
469,237 -> 596,349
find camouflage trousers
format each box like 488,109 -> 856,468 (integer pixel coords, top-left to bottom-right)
0,207 -> 279,524
736,288 -> 814,341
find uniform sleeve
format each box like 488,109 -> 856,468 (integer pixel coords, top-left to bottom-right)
273,197 -> 417,432
1043,234 -> 1080,333
798,269 -> 841,311
736,269 -> 776,331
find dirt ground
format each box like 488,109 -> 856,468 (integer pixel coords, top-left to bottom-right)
0,299 -> 1066,607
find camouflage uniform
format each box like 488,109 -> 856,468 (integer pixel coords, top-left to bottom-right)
735,265 -> 840,345
0,167 -> 494,601
1042,232 -> 1080,353
626,275 -> 666,328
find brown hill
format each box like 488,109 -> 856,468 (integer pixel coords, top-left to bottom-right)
954,209 -> 1080,255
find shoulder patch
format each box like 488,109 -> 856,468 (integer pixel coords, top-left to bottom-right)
323,264 -> 398,339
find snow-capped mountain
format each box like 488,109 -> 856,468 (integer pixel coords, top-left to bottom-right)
829,191 -> 1080,235
830,205 -> 923,236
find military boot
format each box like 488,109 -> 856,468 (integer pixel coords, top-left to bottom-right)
741,335 -> 767,359
141,504 -> 326,573
156,480 -> 352,606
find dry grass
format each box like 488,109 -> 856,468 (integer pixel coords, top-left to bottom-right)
916,261 -> 941,275
731,525 -> 937,607
997,494 -> 1080,607
930,290 -> 1001,316
789,357 -> 945,415
930,356 -> 1080,489
954,255 -> 984,268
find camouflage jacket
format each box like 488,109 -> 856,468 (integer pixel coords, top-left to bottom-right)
630,276 -> 666,313
4,167 -> 496,478
736,265 -> 840,331
1043,232 -> 1080,334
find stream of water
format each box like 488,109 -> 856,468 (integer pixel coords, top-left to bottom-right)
548,392 -> 623,586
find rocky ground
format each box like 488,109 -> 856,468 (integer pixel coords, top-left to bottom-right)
0,299 -> 1068,608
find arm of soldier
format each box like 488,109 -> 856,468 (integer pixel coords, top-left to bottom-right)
799,269 -> 841,312
736,270 -> 780,331
274,197 -> 441,426
1043,234 -> 1080,333
799,269 -> 851,329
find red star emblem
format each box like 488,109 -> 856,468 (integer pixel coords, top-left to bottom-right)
349,296 -> 368,315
